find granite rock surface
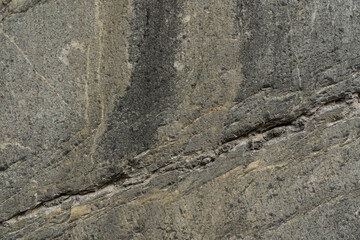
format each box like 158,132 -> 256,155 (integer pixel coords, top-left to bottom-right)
1,0 -> 360,239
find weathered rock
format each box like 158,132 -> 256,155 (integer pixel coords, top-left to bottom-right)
0,0 -> 359,239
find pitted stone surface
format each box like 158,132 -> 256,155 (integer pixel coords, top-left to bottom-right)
1,0 -> 359,239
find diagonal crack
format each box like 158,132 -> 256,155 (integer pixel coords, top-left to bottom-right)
0,172 -> 130,225
1,28 -> 68,105
222,90 -> 360,145
250,188 -> 360,238
0,0 -> 46,22
1,85 -> 359,226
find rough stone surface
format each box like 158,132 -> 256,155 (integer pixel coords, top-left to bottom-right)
0,0 -> 360,239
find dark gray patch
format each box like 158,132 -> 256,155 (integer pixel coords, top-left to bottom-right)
234,0 -> 298,102
96,0 -> 182,165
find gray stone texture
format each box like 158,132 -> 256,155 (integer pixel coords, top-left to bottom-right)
0,0 -> 359,239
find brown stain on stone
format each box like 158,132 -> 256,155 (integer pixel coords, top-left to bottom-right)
69,205 -> 91,222
46,207 -> 62,219
245,160 -> 260,173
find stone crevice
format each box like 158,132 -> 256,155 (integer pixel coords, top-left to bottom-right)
3,90 -> 359,226
223,87 -> 360,144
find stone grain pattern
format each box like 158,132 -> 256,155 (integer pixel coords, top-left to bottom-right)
0,0 -> 360,239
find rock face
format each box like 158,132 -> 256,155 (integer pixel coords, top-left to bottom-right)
1,0 -> 360,239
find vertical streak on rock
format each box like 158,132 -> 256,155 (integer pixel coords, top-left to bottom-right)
95,0 -> 105,124
85,42 -> 91,126
90,0 -> 106,162
287,7 -> 303,90
95,0 -> 183,170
